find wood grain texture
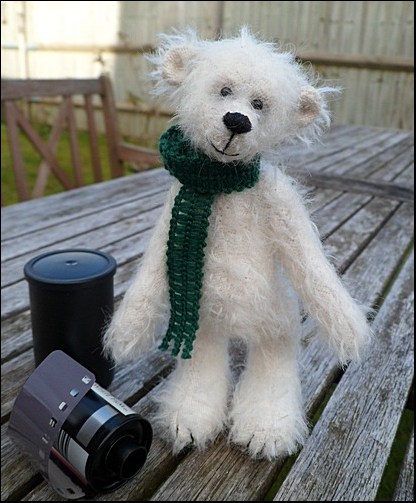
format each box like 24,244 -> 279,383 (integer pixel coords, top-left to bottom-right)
291,170 -> 414,202
1,168 -> 170,241
1,79 -> 101,100
274,254 -> 414,501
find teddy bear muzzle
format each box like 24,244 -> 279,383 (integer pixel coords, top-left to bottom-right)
210,112 -> 253,157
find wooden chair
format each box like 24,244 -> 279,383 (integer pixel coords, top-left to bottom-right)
1,74 -> 161,204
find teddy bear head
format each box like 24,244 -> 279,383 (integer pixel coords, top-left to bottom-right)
149,28 -> 334,163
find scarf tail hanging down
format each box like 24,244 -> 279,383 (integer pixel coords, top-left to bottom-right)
158,126 -> 260,358
160,187 -> 214,358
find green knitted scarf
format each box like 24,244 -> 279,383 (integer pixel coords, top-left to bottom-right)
158,125 -> 260,358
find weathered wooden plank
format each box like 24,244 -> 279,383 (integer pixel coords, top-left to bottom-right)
294,131 -> 413,199
312,192 -> 372,239
290,169 -> 414,201
150,438 -> 277,502
393,428 -> 414,501
1,168 -> 170,241
280,125 -> 381,164
1,79 -> 102,100
341,202 -> 414,300
305,130 -> 408,176
274,254 -> 414,501
1,189 -> 166,276
0,207 -> 163,319
352,135 -> 414,181
1,310 -> 32,362
138,205 -> 414,501
303,204 -> 414,415
393,163 -> 414,187
1,349 -> 35,419
1,422 -> 43,502
320,197 -> 400,271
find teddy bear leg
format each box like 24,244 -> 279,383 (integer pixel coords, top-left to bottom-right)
152,324 -> 231,454
229,336 -> 308,460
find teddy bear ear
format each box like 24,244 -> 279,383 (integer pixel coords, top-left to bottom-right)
161,46 -> 196,86
297,87 -> 323,127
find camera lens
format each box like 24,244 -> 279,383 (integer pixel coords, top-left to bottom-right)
61,385 -> 152,494
105,436 -> 148,480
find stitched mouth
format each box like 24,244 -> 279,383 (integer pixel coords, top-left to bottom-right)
211,142 -> 240,157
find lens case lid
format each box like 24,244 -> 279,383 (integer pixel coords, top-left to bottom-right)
24,249 -> 117,290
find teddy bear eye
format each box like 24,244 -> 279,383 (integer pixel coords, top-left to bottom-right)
220,87 -> 233,97
251,99 -> 263,110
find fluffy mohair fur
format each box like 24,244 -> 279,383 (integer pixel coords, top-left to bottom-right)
103,28 -> 371,460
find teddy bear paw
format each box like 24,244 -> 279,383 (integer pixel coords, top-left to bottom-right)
328,306 -> 372,365
153,393 -> 227,454
160,407 -> 225,454
229,410 -> 308,460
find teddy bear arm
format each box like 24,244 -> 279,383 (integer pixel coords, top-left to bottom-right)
272,195 -> 371,364
102,182 -> 179,362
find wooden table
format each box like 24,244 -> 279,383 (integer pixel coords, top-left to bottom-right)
1,125 -> 414,501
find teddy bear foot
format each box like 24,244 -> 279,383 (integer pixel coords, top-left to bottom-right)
152,344 -> 230,454
229,411 -> 308,460
153,394 -> 227,455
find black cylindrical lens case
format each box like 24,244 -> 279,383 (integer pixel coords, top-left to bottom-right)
24,249 -> 117,388
8,350 -> 153,500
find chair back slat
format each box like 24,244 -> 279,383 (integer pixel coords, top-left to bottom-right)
84,94 -> 102,183
99,74 -> 124,178
4,101 -> 30,201
66,96 -> 84,187
1,79 -> 101,100
11,102 -> 74,190
32,98 -> 70,198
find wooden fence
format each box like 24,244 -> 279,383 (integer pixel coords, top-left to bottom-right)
1,1 -> 414,146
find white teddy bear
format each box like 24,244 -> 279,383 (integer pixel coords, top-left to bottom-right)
104,28 -> 370,460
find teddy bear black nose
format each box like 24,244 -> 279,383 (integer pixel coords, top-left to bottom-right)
223,112 -> 252,134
